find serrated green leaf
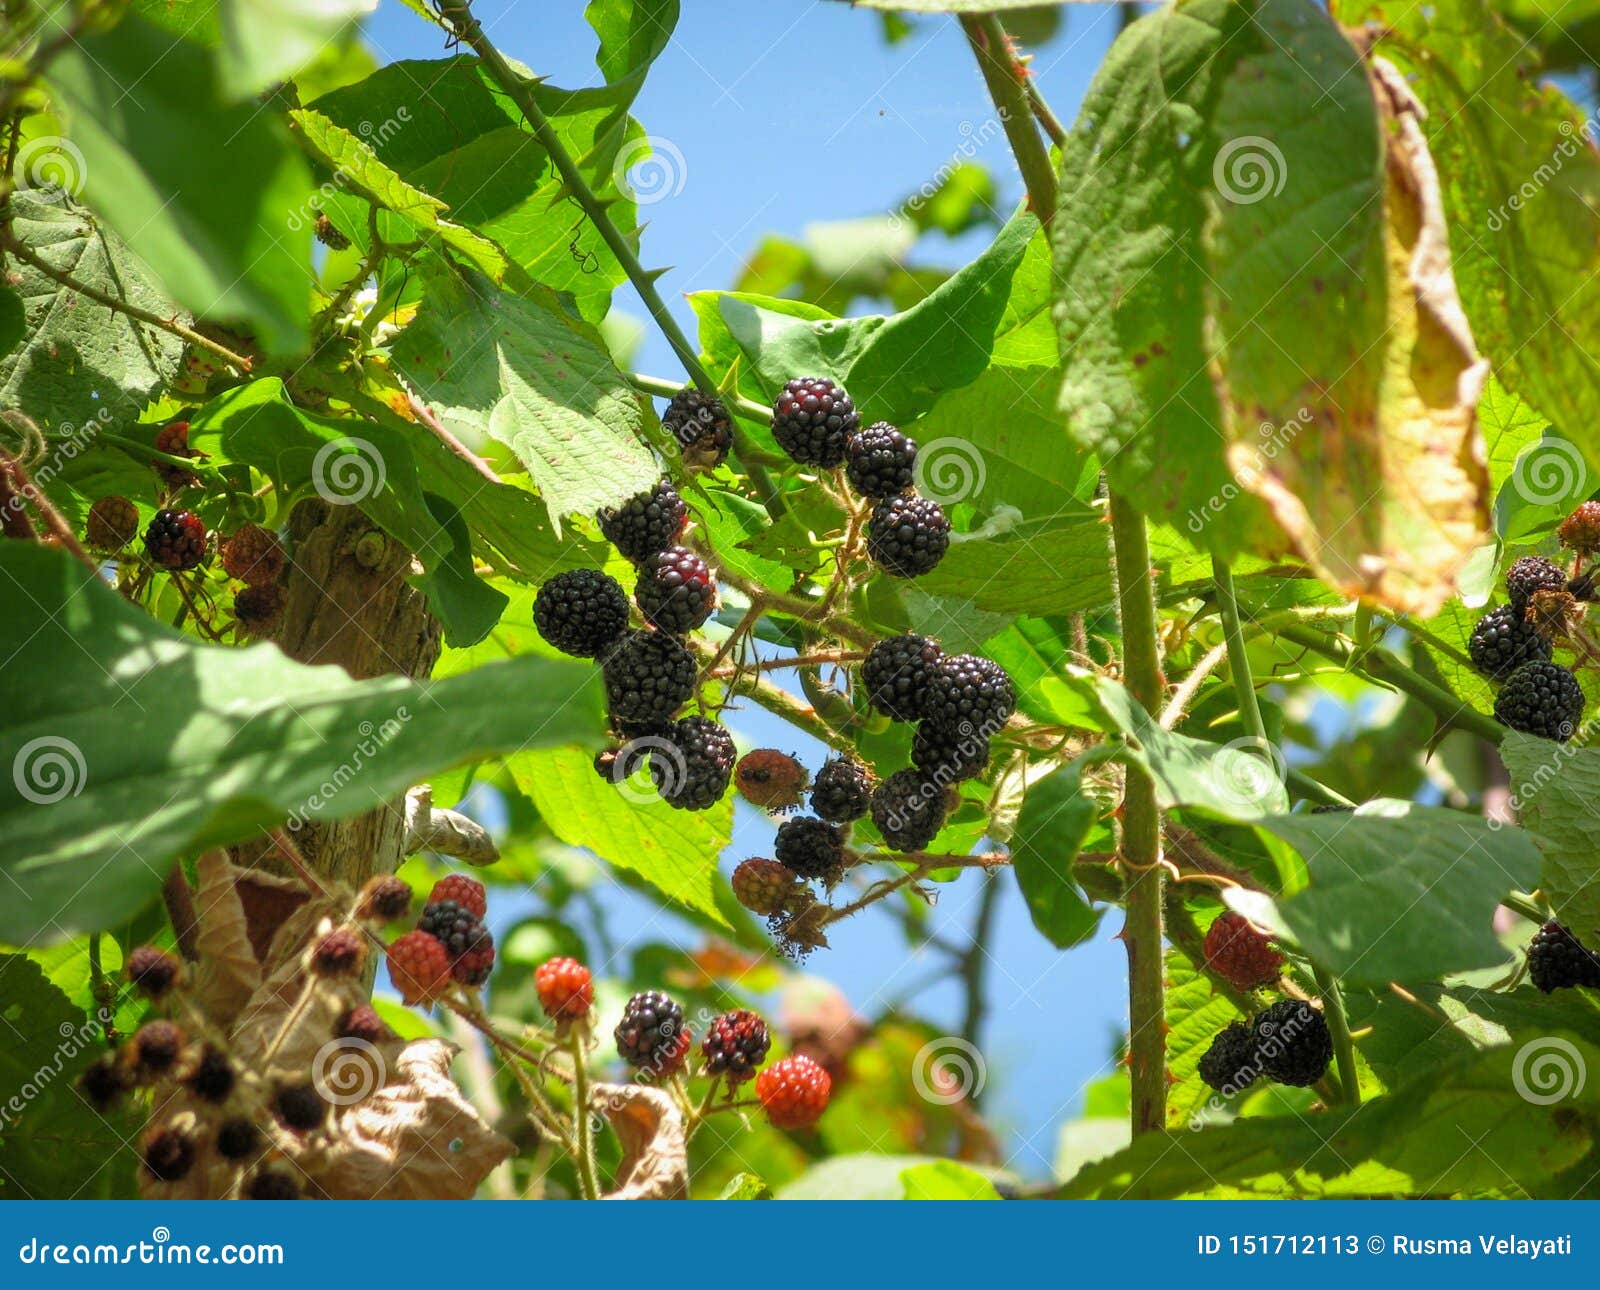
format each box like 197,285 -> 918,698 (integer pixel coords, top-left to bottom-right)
509,746 -> 729,925
1164,944 -> 1248,1129
45,15 -> 313,352
1009,760 -> 1102,948
1500,731 -> 1600,940
0,545 -> 603,943
0,287 -> 24,358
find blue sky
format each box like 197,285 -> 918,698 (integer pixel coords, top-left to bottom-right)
366,0 -> 1132,1180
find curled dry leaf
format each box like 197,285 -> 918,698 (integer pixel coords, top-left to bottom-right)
591,1081 -> 688,1200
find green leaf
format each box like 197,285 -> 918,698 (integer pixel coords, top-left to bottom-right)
915,511 -> 1110,616
1163,944 -> 1249,1129
290,108 -> 511,282
0,954 -> 138,1198
899,1161 -> 1003,1199
45,15 -> 313,352
1500,731 -> 1600,941
718,1172 -> 773,1200
508,746 -> 730,926
780,1153 -> 1007,1200
0,545 -> 603,942
218,0 -> 374,100
1251,802 -> 1541,984
0,192 -> 184,430
586,0 -> 678,103
0,287 -> 24,358
391,267 -> 658,525
1009,760 -> 1102,948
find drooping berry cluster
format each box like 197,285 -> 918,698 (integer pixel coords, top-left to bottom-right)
385,873 -> 496,1003
1197,1000 -> 1333,1094
1527,919 -> 1600,993
1473,521 -> 1594,743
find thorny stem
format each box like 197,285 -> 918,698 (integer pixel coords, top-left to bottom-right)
1108,490 -> 1167,1136
566,1026 -> 601,1201
960,14 -> 1058,227
1312,962 -> 1361,1106
688,636 -> 855,752
627,372 -> 769,426
0,229 -> 253,372
0,451 -> 99,573
710,648 -> 866,678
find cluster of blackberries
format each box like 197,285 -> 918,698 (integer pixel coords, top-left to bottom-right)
80,939 -> 386,1199
1198,999 -> 1332,1095
1526,919 -> 1600,993
860,633 -> 1015,850
610,987 -> 830,1128
770,377 -> 950,579
533,479 -> 736,812
385,873 -> 496,1003
1470,552 -> 1586,742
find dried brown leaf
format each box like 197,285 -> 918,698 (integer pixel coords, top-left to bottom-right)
592,1081 -> 688,1200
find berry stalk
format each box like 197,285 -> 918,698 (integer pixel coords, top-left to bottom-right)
959,14 -> 1058,228
1108,491 -> 1167,1136
566,1025 -> 601,1201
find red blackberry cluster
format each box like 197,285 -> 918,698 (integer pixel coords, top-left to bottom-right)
534,568 -> 630,658
1559,501 -> 1600,556
662,388 -> 733,468
770,376 -> 858,468
614,990 -> 688,1070
598,478 -> 687,563
144,509 -> 207,570
701,1009 -> 770,1083
634,545 -> 717,634
387,878 -> 497,1002
418,899 -> 496,987
86,495 -> 139,551
429,873 -> 487,918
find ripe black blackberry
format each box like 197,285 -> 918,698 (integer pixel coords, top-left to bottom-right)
662,388 -> 733,467
634,545 -> 717,634
911,721 -> 991,782
1527,920 -> 1600,992
1251,999 -> 1332,1087
273,1083 -> 326,1132
246,1170 -> 300,1200
79,1056 -> 127,1110
142,1126 -> 196,1182
216,1117 -> 261,1160
648,715 -> 735,810
845,422 -> 917,499
770,376 -> 858,468
186,1048 -> 235,1103
1494,660 -> 1585,742
144,509 -> 206,571
614,990 -> 686,1068
1197,1022 -> 1261,1093
1468,604 -> 1551,680
534,568 -> 630,658
598,479 -> 687,563
418,900 -> 488,959
702,1009 -> 771,1083
1506,555 -> 1568,611
867,493 -> 950,577
810,756 -> 873,823
861,633 -> 944,721
602,630 -> 697,724
870,768 -> 947,852
926,654 -> 1016,733
126,944 -> 182,999
775,816 -> 845,880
